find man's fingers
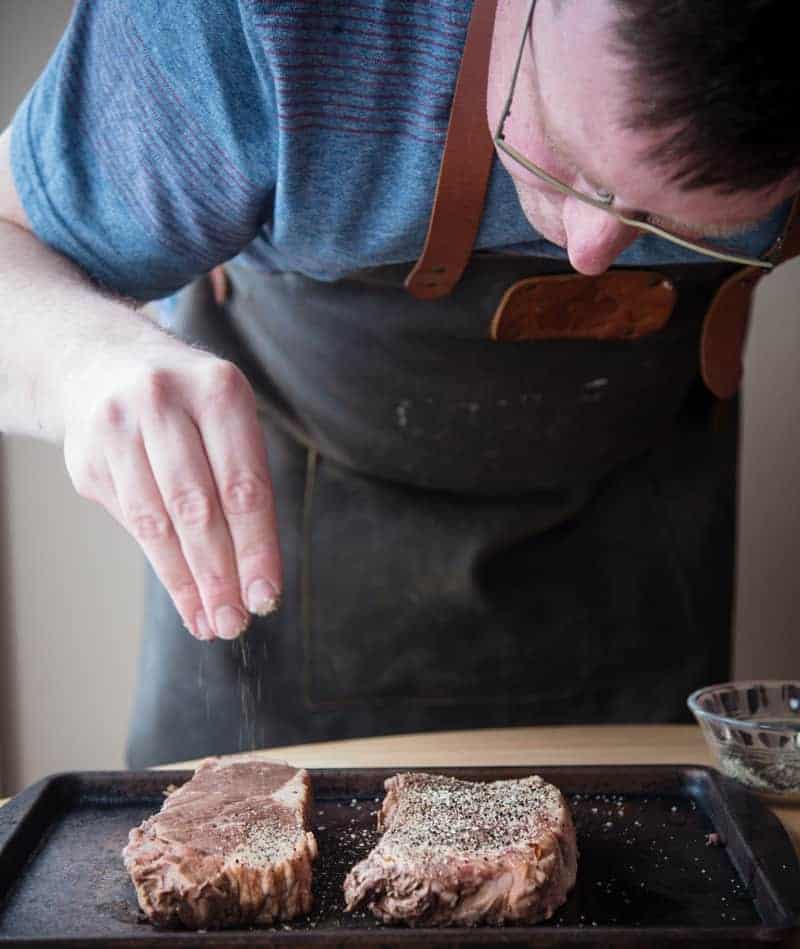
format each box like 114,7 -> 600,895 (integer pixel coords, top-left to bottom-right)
65,358 -> 282,641
197,365 -> 283,615
103,431 -> 210,640
140,400 -> 249,641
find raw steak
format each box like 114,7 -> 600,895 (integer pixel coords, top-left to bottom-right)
123,756 -> 317,929
344,772 -> 577,926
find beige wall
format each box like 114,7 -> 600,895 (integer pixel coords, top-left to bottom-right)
0,439 -> 144,794
1,0 -> 799,797
0,0 -> 144,796
735,260 -> 800,678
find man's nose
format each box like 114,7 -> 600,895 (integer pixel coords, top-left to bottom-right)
562,195 -> 639,275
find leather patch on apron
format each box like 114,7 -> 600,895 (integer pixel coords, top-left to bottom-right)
489,271 -> 677,342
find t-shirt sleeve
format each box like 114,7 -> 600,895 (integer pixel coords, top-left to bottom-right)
10,0 -> 278,302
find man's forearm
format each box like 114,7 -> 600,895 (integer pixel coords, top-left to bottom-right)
0,180 -> 282,643
0,218 -> 165,441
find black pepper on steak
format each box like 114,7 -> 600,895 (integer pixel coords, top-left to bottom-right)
343,772 -> 578,926
123,756 -> 318,929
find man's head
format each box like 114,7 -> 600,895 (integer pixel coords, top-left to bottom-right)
487,0 -> 800,274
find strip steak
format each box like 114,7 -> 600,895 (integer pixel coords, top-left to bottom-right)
123,756 -> 317,929
344,772 -> 577,926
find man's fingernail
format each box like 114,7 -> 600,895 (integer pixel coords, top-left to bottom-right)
194,611 -> 214,641
215,605 -> 249,640
246,579 -> 280,616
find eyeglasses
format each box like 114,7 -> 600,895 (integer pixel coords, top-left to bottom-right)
492,0 -> 777,271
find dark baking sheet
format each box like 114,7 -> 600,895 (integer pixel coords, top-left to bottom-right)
0,765 -> 798,946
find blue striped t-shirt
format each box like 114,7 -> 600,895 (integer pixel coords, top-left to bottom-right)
10,0 -> 788,303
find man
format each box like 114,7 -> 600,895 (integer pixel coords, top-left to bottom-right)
0,0 -> 797,766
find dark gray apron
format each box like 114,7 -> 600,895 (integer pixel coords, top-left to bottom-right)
126,251 -> 739,768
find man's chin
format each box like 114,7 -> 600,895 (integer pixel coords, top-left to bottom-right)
516,194 -> 568,248
533,222 -> 568,249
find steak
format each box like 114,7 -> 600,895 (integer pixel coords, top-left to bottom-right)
123,756 -> 317,929
344,772 -> 577,926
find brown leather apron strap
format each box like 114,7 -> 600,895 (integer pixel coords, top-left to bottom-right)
404,0 -> 498,300
701,194 -> 800,398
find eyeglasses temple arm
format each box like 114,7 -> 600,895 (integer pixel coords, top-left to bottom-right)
493,0 -> 537,142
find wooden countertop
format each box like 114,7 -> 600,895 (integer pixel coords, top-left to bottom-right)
3,725 -> 800,852
170,723 -> 800,852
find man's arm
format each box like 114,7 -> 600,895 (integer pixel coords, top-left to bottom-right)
0,126 -> 282,640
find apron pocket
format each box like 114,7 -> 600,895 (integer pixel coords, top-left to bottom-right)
301,450 -> 595,709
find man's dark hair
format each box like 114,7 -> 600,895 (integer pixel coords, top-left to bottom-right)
609,0 -> 800,193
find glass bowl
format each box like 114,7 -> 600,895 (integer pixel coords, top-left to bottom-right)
688,680 -> 800,800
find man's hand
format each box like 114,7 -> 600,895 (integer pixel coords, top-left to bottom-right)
0,125 -> 280,642
61,339 -> 282,641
